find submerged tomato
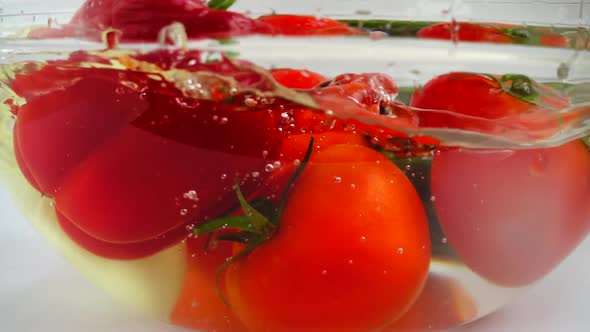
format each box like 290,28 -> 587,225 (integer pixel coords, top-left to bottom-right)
410,72 -> 569,138
418,22 -> 567,47
224,145 -> 430,331
171,235 -> 247,332
413,73 -> 590,286
431,143 -> 590,286
257,14 -> 360,36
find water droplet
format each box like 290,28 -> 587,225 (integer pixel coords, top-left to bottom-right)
321,269 -> 328,275
244,97 -> 258,107
183,190 -> 199,201
397,247 -> 404,255
139,92 -> 148,101
334,176 -> 342,183
348,259 -> 354,265
350,183 -> 356,189
293,159 -> 301,166
219,117 -> 228,125
252,171 -> 260,178
261,150 -> 269,158
158,22 -> 188,49
430,195 -> 436,202
220,173 -> 228,180
180,208 -> 188,216
360,236 -> 367,242
273,161 -> 282,168
404,164 -> 411,171
265,164 -> 274,172
115,86 -> 126,95
191,300 -> 199,308
441,237 -> 448,244
530,152 -> 549,176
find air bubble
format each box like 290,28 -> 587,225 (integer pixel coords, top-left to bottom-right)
360,236 -> 367,242
252,171 -> 260,178
441,237 -> 448,244
350,184 -> 356,189
265,164 -> 274,172
293,159 -> 301,166
183,190 -> 199,201
180,209 -> 189,216
430,195 -> 436,202
321,269 -> 328,275
219,117 -> 228,125
262,150 -> 269,158
397,247 -> 404,254
273,161 -> 282,168
334,176 -> 342,183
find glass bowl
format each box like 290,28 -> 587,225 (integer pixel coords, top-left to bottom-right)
1,1 -> 589,331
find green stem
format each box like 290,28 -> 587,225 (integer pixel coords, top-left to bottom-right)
207,0 -> 236,10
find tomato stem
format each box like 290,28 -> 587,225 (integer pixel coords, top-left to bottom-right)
207,0 -> 236,10
190,137 -> 315,309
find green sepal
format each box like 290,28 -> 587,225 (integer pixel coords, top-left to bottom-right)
207,0 -> 236,10
236,180 -> 275,237
194,215 -> 254,236
500,74 -> 540,103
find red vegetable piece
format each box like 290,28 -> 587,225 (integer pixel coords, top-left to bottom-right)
257,14 -> 361,36
271,68 -> 328,89
56,210 -> 189,259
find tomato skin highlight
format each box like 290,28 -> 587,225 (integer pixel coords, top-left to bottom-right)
271,68 -> 328,89
225,145 -> 431,331
431,142 -> 590,286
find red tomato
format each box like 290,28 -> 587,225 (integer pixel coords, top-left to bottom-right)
418,22 -> 513,43
12,50 -> 285,249
418,22 -> 567,47
225,144 -> 431,331
170,235 -> 247,332
271,68 -> 328,89
431,142 -> 590,286
55,211 -> 189,260
410,72 -> 569,137
257,14 -> 360,36
413,73 -> 590,286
